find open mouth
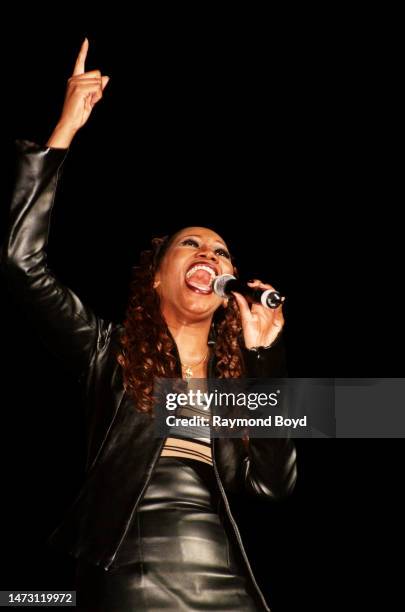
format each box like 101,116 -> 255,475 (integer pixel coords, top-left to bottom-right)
185,264 -> 217,294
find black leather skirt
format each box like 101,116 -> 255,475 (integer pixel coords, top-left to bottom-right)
75,456 -> 264,611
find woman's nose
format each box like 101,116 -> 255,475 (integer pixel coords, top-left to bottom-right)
198,248 -> 218,262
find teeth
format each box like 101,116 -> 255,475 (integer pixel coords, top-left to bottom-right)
186,265 -> 216,280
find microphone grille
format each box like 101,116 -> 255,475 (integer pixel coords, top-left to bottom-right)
212,274 -> 236,298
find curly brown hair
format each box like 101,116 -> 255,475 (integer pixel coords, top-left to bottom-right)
116,232 -> 245,414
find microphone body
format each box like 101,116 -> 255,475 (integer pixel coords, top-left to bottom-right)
212,274 -> 284,309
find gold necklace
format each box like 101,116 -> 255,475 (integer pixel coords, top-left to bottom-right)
181,349 -> 209,380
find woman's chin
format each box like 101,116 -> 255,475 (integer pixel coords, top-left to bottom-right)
160,289 -> 221,322
180,293 -> 219,319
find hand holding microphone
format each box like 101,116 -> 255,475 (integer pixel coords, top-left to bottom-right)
212,274 -> 285,349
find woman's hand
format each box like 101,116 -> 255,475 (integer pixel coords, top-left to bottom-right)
47,38 -> 110,148
232,280 -> 285,349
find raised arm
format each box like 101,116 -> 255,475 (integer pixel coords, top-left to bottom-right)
0,39 -> 112,383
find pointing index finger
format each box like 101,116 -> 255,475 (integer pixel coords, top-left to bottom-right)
72,38 -> 89,76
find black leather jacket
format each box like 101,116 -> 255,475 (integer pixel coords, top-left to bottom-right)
0,139 -> 297,612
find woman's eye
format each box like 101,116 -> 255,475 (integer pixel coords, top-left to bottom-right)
215,248 -> 231,259
181,238 -> 199,247
180,239 -> 230,259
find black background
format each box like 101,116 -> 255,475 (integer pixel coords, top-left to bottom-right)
0,12 -> 402,611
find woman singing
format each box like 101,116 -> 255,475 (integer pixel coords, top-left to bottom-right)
1,38 -> 297,611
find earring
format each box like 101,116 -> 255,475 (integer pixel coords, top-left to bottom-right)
223,298 -> 229,308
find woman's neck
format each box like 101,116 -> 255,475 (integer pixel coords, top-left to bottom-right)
165,315 -> 211,364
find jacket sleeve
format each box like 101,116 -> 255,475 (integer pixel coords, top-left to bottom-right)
0,139 -> 113,384
239,336 -> 297,500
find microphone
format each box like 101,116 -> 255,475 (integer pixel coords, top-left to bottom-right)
212,274 -> 285,309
